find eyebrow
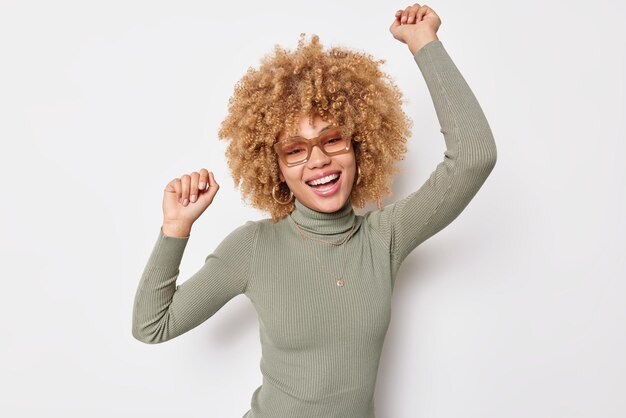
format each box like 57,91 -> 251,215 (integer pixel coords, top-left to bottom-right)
286,125 -> 335,140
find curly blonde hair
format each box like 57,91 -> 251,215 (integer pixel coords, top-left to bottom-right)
218,33 -> 413,222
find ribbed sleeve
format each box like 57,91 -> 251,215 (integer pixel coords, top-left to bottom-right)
364,39 -> 497,278
132,220 -> 259,344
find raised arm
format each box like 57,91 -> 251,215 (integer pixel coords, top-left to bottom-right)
365,39 -> 497,279
132,220 -> 258,344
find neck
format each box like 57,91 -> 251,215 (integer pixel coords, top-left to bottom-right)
289,197 -> 356,236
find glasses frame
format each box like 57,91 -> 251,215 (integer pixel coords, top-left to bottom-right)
273,126 -> 352,167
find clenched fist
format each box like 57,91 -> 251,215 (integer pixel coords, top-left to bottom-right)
161,168 -> 219,237
390,3 -> 441,55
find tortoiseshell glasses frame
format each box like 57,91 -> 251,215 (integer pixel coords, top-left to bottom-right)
273,126 -> 352,167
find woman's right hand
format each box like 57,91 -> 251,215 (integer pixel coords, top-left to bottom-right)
162,168 -> 219,236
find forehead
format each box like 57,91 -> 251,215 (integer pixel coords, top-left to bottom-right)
277,113 -> 337,139
286,124 -> 337,139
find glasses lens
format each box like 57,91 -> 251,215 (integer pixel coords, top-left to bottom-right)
279,140 -> 309,165
321,129 -> 348,154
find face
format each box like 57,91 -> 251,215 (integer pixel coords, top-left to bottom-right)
276,114 -> 356,213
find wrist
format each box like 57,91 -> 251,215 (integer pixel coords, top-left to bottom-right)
162,221 -> 192,238
408,33 -> 439,56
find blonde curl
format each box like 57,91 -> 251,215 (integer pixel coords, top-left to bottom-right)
217,33 -> 413,222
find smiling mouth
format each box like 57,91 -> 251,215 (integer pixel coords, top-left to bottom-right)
306,172 -> 341,189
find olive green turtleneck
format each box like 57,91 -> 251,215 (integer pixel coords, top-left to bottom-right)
132,39 -> 497,418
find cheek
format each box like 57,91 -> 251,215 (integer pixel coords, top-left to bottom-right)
341,155 -> 356,175
282,166 -> 304,184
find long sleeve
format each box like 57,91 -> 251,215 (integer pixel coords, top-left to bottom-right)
364,39 -> 497,279
132,220 -> 259,344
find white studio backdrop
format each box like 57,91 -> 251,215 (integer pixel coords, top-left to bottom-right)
1,0 -> 625,417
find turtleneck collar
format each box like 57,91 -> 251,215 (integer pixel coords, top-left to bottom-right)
289,197 -> 357,236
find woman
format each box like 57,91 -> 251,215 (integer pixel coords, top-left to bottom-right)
132,4 -> 497,417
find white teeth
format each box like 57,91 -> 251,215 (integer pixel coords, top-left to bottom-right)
307,173 -> 339,186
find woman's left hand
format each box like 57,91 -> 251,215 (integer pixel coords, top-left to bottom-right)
389,3 -> 441,55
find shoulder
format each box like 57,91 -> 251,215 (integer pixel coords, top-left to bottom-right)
226,218 -> 262,241
210,219 -> 264,258
225,216 -> 284,245
362,202 -> 398,239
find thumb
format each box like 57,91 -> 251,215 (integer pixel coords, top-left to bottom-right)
200,171 -> 220,204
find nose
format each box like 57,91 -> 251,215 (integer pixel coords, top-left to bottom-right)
307,143 -> 331,168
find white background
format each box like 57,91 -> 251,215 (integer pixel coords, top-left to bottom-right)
1,0 -> 625,417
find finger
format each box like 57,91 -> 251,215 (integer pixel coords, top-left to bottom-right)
180,174 -> 190,206
189,172 -> 200,203
198,168 -> 209,191
411,3 -> 424,23
401,5 -> 412,24
417,5 -> 429,21
407,11 -> 415,23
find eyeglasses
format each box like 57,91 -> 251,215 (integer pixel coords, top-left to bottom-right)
273,126 -> 352,167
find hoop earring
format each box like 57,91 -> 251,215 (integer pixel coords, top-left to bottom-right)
272,182 -> 294,205
356,165 -> 362,186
